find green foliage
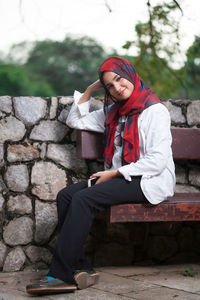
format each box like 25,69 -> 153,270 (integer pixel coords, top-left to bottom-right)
184,267 -> 195,277
129,53 -> 181,99
1,30 -> 199,100
0,61 -> 55,96
122,0 -> 186,99
123,1 -> 181,62
1,36 -> 108,97
22,36 -> 107,96
183,36 -> 200,99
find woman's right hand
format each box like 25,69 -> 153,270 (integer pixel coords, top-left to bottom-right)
87,80 -> 103,93
78,80 -> 103,104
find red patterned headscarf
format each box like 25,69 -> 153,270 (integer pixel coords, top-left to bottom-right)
98,56 -> 161,169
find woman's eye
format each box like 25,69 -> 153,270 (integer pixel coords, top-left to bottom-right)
117,77 -> 121,81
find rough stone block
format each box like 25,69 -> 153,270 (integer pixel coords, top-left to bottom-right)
147,236 -> 178,261
70,129 -> 77,142
107,223 -> 130,244
88,161 -> 104,174
0,111 -> 6,118
33,142 -> 47,159
167,251 -> 200,264
90,98 -> 103,112
59,96 -> 74,105
5,164 -> 29,192
0,193 -> 5,212
7,195 -> 32,215
0,175 -> 8,194
164,101 -> 185,124
30,120 -> 68,142
175,184 -> 200,193
175,165 -> 187,184
3,217 -> 33,246
187,101 -> 200,126
189,169 -> 200,187
0,241 -> 7,268
72,177 -> 86,184
129,223 -> 146,245
49,97 -> 58,119
178,227 -> 196,251
47,143 -> 88,174
0,96 -> 12,113
94,242 -> 134,266
0,143 -> 4,167
0,194 -> 4,235
25,246 -> 52,264
35,200 -> 57,244
0,116 -> 25,143
7,144 -> 39,162
13,96 -> 47,125
48,235 -> 58,250
3,246 -> 26,272
150,222 -> 181,236
31,161 -> 67,200
58,108 -> 70,123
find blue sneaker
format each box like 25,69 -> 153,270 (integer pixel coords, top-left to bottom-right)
26,277 -> 77,295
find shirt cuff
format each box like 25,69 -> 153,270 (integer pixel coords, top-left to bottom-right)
73,90 -> 91,116
118,165 -> 132,181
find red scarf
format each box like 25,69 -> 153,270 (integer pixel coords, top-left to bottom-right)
98,56 -> 161,169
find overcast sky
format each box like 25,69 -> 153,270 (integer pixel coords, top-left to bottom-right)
0,0 -> 200,66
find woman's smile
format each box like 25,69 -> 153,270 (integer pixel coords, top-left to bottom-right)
119,88 -> 126,96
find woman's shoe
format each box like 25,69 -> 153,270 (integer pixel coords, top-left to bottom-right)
26,277 -> 77,295
74,269 -> 100,289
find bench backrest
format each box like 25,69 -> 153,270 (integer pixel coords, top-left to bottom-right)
77,128 -> 200,160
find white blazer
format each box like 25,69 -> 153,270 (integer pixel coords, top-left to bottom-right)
66,91 -> 176,205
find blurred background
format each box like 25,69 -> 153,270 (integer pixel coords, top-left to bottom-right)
0,0 -> 199,99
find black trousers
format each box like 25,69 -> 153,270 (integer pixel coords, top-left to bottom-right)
48,176 -> 147,283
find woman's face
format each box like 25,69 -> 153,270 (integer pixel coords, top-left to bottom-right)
103,71 -> 134,101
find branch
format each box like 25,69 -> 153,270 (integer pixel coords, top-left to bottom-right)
147,0 -> 155,51
172,0 -> 183,15
104,0 -> 112,13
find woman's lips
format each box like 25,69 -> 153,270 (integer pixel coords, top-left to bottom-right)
119,89 -> 126,96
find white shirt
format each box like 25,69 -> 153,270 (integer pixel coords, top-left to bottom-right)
66,90 -> 176,205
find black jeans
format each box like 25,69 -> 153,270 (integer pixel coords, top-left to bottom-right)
48,176 -> 147,283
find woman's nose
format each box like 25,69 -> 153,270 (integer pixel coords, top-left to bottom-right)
113,82 -> 120,92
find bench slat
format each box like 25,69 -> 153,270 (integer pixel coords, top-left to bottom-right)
77,128 -> 200,160
76,131 -> 104,160
171,128 -> 200,159
110,193 -> 200,223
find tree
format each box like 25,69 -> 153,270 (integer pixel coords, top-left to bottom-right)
0,61 -> 55,96
123,0 -> 187,99
178,36 -> 200,99
21,36 -> 107,96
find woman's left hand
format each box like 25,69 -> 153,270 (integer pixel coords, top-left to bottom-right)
90,170 -> 122,184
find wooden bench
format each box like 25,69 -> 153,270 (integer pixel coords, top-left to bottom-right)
77,128 -> 200,223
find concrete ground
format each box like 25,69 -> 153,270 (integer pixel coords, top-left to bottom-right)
1,264 -> 200,300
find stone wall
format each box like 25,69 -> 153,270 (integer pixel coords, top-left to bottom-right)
0,95 -> 200,272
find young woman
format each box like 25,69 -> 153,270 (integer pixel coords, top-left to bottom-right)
26,56 -> 175,295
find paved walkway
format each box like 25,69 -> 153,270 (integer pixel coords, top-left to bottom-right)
0,264 -> 200,299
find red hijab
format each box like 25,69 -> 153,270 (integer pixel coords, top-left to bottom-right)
98,56 -> 161,168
